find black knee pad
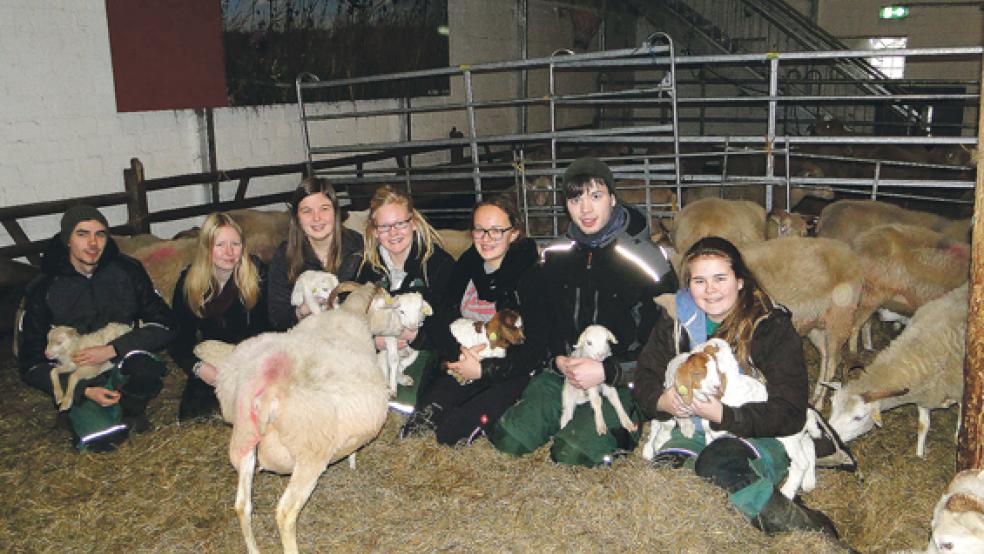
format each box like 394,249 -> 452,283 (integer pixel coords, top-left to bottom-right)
694,437 -> 759,493
119,353 -> 167,398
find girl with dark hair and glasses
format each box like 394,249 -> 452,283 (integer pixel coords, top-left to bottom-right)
400,194 -> 540,444
354,185 -> 455,409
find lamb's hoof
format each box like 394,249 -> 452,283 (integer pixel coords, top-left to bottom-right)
596,425 -> 608,436
625,422 -> 638,433
398,375 -> 414,387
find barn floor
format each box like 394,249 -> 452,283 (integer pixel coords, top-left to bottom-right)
0,326 -> 957,554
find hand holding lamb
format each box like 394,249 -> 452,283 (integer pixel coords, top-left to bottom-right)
559,325 -> 638,436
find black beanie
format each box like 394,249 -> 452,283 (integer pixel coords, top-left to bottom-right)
60,205 -> 109,245
562,157 -> 615,192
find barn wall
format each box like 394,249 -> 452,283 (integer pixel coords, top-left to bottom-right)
0,0 -> 611,245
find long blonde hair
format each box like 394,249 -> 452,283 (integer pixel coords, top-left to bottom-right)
183,212 -> 260,317
286,177 -> 344,283
361,185 -> 444,285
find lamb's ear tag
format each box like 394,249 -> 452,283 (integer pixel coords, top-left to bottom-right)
386,296 -> 395,305
488,331 -> 498,341
423,305 -> 433,316
677,384 -> 688,396
311,287 -> 318,293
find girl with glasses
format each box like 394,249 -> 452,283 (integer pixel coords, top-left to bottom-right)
401,195 -> 539,444
267,177 -> 364,331
354,185 -> 455,407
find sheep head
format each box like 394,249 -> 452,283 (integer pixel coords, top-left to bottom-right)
486,308 -> 525,349
573,324 -> 617,361
827,384 -> 909,443
45,326 -> 80,363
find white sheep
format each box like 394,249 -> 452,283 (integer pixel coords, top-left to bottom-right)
371,291 -> 432,396
849,223 -> 969,351
826,283 -> 966,458
893,469 -> 984,554
290,270 -> 340,316
559,325 -> 638,436
194,282 -> 390,554
44,322 -> 132,411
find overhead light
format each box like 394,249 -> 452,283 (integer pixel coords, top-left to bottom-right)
879,5 -> 909,19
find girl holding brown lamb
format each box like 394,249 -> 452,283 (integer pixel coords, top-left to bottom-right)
400,195 -> 539,444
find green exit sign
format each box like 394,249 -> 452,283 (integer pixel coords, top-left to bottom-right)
880,5 -> 910,19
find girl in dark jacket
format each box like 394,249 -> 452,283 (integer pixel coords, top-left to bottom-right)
401,195 -> 539,444
353,185 -> 455,404
170,212 -> 269,420
632,236 -> 841,539
267,177 -> 364,331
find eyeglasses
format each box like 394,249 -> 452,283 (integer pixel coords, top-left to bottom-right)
471,226 -> 513,241
374,217 -> 413,234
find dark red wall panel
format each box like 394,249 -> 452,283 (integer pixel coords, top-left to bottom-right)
105,0 -> 228,112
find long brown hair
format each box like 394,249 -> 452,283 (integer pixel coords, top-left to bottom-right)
183,212 -> 260,317
361,185 -> 443,284
682,236 -> 774,367
286,177 -> 343,283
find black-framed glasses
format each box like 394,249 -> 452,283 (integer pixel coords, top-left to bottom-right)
374,217 -> 413,234
471,226 -> 513,240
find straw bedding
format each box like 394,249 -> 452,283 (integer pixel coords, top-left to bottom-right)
0,325 -> 957,553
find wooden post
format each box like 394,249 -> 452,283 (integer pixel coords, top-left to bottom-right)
956,60 -> 984,471
123,157 -> 150,234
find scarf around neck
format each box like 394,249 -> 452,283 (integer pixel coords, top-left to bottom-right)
566,203 -> 629,249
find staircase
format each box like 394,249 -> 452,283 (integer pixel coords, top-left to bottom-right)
623,0 -> 922,132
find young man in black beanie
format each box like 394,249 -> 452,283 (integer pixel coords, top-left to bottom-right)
19,204 -> 175,451
489,157 -> 678,466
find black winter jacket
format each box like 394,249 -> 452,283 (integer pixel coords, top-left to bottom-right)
353,238 -> 455,351
481,205 -> 678,387
266,228 -> 363,331
431,237 -> 539,380
169,255 -> 270,377
633,306 -> 809,438
20,234 -> 176,377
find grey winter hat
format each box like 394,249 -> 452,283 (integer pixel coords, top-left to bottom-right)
60,204 -> 109,245
562,157 -> 615,192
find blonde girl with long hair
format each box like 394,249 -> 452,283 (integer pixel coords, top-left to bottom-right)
266,177 -> 364,330
355,185 -> 456,406
169,212 -> 270,420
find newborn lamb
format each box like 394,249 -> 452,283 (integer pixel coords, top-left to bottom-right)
45,322 -> 132,411
560,325 -> 638,436
290,270 -> 339,316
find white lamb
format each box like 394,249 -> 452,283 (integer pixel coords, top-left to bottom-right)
893,469 -> 984,554
290,270 -> 339,316
45,322 -> 132,411
560,325 -> 638,436
826,284 -> 966,458
372,291 -> 432,396
644,338 -> 820,499
193,282 -> 392,554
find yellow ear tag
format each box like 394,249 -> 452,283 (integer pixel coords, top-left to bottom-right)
385,297 -> 395,305
677,385 -> 689,396
423,306 -> 433,316
488,331 -> 498,341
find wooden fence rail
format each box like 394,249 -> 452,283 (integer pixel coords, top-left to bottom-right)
0,147 -> 434,265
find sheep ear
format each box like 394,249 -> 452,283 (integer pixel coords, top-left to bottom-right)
871,404 -> 883,428
422,301 -> 433,316
820,380 -> 842,391
606,330 -> 618,345
861,388 -> 909,403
